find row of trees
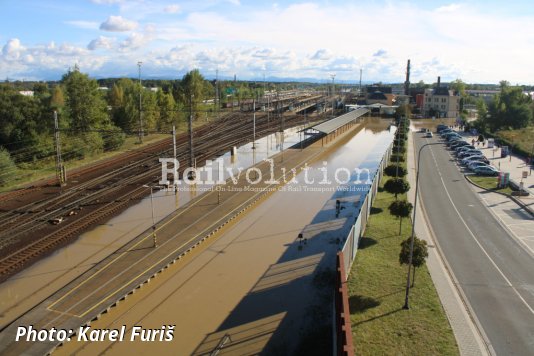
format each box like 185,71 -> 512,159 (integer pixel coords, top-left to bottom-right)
382,116 -> 428,286
0,68 -> 217,185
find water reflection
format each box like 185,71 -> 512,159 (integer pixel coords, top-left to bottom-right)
0,118 -> 394,328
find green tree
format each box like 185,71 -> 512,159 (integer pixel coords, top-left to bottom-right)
389,154 -> 405,163
450,79 -> 466,97
399,236 -> 428,287
62,68 -> 109,131
395,104 -> 412,120
384,178 -> 410,199
0,85 -> 42,155
487,85 -> 532,131
389,200 -> 413,234
0,148 -> 17,186
475,98 -> 487,121
384,164 -> 407,177
142,89 -> 159,131
50,85 -> 65,110
179,69 -> 206,120
157,90 -> 177,131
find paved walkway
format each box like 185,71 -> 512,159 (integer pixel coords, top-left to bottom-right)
407,130 -> 489,356
461,132 -> 534,213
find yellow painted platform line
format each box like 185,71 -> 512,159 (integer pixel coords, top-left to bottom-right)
77,180 -> 278,318
47,189 -> 214,311
45,130 -> 355,319
45,307 -> 81,318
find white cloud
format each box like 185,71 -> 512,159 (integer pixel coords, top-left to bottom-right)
65,20 -> 100,30
119,32 -> 147,51
88,36 -> 115,50
163,4 -> 180,14
0,38 -> 102,80
311,49 -> 332,61
2,38 -> 25,60
91,0 -> 123,4
436,3 -> 462,13
2,2 -> 534,83
373,49 -> 387,57
227,0 -> 240,5
100,16 -> 138,32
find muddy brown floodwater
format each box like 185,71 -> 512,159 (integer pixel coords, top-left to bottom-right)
54,118 -> 394,355
0,125 -> 307,330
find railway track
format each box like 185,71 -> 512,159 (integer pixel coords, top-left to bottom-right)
0,112 -> 317,282
0,114 -> 241,233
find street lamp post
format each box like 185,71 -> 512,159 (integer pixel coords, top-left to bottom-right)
403,141 -> 442,310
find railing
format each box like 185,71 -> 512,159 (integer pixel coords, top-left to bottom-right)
339,140 -> 392,277
333,138 -> 393,356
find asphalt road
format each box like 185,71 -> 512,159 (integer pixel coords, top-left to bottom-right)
414,133 -> 534,356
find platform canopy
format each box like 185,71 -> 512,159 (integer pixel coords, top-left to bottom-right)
308,107 -> 369,135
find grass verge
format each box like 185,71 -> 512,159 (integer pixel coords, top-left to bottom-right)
347,178 -> 459,355
467,175 -> 514,195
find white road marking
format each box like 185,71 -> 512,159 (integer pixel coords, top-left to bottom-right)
428,145 -> 534,315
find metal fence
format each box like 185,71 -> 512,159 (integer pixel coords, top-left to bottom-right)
339,141 -> 393,278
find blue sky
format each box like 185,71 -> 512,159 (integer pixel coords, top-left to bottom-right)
1,0 -> 533,84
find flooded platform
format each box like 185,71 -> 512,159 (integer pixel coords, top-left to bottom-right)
0,118 -> 388,355
51,119 -> 394,355
0,125 -> 306,330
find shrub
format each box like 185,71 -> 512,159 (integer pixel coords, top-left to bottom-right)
389,154 -> 405,163
384,164 -> 407,177
384,178 -> 410,198
400,236 -> 428,287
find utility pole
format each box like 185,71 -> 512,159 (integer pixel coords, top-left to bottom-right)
359,68 -> 362,97
252,98 -> 256,150
53,111 -> 64,186
138,61 -> 143,143
331,74 -> 336,118
215,69 -> 219,118
143,185 -> 157,247
172,125 -> 177,194
188,94 -> 194,175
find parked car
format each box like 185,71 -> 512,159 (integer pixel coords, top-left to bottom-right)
474,166 -> 499,176
458,150 -> 482,159
450,141 -> 469,149
467,161 -> 491,171
446,134 -> 462,142
461,155 -> 489,165
455,145 -> 476,154
440,131 -> 455,138
425,131 -> 433,138
437,124 -> 449,133
447,137 -> 462,145
442,132 -> 460,139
